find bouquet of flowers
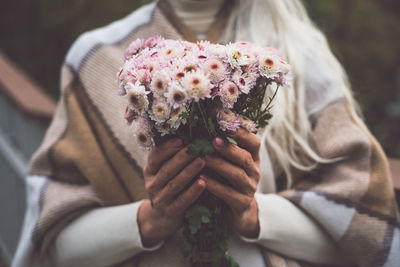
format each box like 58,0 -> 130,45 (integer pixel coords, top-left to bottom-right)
117,36 -> 291,266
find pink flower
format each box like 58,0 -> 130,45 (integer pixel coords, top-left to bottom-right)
144,35 -> 164,49
259,53 -> 280,79
238,115 -> 257,132
217,109 -> 240,132
165,81 -> 188,108
232,70 -> 258,94
150,70 -> 171,97
124,39 -> 144,60
202,59 -> 226,83
182,72 -> 212,102
133,123 -> 154,150
219,81 -> 240,108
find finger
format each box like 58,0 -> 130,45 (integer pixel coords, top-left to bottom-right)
205,155 -> 257,195
150,147 -> 199,190
205,177 -> 253,215
166,177 -> 207,216
228,128 -> 260,162
154,157 -> 205,204
145,138 -> 184,175
213,137 -> 259,177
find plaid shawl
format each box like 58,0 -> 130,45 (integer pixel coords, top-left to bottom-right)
14,1 -> 399,266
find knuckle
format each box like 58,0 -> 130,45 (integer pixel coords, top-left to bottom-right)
253,168 -> 261,180
176,149 -> 188,162
159,165 -> 172,179
240,196 -> 252,210
243,153 -> 253,169
253,137 -> 261,150
145,181 -> 156,194
237,169 -> 247,181
152,197 -> 163,209
166,179 -> 180,193
165,204 -> 179,217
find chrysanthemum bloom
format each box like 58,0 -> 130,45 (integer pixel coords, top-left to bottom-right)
161,44 -> 184,60
238,115 -> 257,132
259,54 -> 280,79
124,39 -> 144,60
143,35 -> 164,49
206,44 -> 226,58
125,82 -> 149,115
136,69 -> 150,84
155,122 -> 173,136
232,71 -> 255,94
165,82 -> 188,108
202,59 -> 226,83
168,105 -> 187,129
182,72 -> 211,102
219,81 -> 240,108
133,125 -> 154,150
124,106 -> 137,125
226,44 -> 249,68
151,70 -> 171,97
147,61 -> 160,75
150,99 -> 171,123
216,109 -> 240,132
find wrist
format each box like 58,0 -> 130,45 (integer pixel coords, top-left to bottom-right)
234,198 -> 260,239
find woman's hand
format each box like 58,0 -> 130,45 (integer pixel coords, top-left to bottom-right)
204,128 -> 261,238
138,138 -> 207,247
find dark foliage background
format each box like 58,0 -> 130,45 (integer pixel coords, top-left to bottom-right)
1,0 -> 399,157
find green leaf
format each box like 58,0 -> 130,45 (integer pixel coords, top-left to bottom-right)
226,137 -> 238,145
177,235 -> 192,257
187,138 -> 215,156
201,215 -> 210,223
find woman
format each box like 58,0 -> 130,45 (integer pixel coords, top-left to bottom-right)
13,0 -> 399,266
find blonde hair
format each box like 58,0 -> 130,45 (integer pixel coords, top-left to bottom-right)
222,0 -> 364,185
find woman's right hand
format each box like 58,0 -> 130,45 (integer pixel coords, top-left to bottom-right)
138,138 -> 206,247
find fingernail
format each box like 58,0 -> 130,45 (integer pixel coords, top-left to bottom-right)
197,178 -> 206,188
199,175 -> 208,183
172,138 -> 183,147
215,137 -> 224,147
193,157 -> 204,168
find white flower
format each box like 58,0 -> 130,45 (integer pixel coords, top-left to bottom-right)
133,117 -> 154,150
206,44 -> 226,58
259,53 -> 280,79
150,70 -> 171,97
182,72 -> 211,102
216,109 -> 240,132
161,44 -> 184,60
226,44 -> 249,68
219,81 -> 240,108
238,115 -> 257,132
155,122 -> 173,136
150,99 -> 170,123
202,59 -> 227,83
165,82 -> 188,108
232,71 -> 258,94
125,82 -> 149,115
168,105 -> 187,129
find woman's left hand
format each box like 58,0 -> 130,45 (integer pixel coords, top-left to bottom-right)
204,128 -> 261,238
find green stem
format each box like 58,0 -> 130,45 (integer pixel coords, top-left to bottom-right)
197,102 -> 212,138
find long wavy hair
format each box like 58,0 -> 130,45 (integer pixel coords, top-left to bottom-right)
221,0 -> 364,185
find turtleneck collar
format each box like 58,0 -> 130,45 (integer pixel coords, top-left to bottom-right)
167,0 -> 226,39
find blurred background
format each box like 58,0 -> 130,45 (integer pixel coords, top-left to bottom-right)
0,0 -> 399,265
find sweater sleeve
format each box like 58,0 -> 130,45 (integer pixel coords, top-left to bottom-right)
240,193 -> 352,265
52,201 -> 163,267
